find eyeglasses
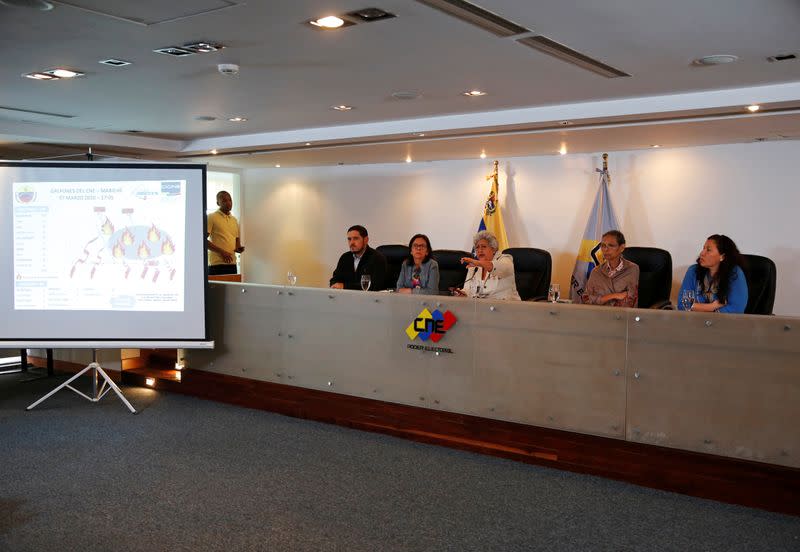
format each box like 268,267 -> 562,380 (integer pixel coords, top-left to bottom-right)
411,244 -> 427,249
600,243 -> 619,249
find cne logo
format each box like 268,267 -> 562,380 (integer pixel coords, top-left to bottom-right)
406,308 -> 457,343
15,186 -> 36,204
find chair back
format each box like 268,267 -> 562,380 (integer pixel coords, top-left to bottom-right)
742,254 -> 777,315
375,244 -> 410,289
502,248 -> 551,301
623,247 -> 672,309
432,249 -> 471,293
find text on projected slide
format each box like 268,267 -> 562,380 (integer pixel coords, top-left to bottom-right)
13,181 -> 186,311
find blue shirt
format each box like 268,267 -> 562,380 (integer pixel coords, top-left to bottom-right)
677,264 -> 748,313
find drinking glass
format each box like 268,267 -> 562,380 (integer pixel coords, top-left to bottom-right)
681,289 -> 695,311
548,283 -> 561,303
287,270 -> 297,286
360,274 -> 371,291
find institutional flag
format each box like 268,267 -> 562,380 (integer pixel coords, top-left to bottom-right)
569,166 -> 620,302
477,161 -> 509,251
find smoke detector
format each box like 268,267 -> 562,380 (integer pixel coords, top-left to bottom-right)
217,63 -> 240,76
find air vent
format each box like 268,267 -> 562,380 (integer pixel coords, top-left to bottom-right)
346,7 -> 396,22
414,0 -> 629,78
153,47 -> 195,57
516,36 -> 630,78
768,53 -> 797,62
99,59 -> 132,67
414,0 -> 527,37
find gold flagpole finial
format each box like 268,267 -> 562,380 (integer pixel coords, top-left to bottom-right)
602,153 -> 611,186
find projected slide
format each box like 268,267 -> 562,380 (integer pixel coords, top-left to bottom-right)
13,180 -> 186,311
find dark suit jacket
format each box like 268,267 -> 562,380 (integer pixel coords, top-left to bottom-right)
330,246 -> 388,291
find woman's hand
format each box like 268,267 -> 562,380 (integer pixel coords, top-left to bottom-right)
689,300 -> 724,312
599,291 -> 628,304
460,257 -> 493,272
452,288 -> 467,297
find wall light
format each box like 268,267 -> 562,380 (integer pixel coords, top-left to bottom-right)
145,377 -> 155,387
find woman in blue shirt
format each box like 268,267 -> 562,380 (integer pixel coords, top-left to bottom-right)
678,234 -> 748,313
396,234 -> 440,295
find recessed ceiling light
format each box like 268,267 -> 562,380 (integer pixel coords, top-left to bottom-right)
195,115 -> 217,121
651,144 -> 661,148
24,72 -> 58,80
331,105 -> 353,111
305,142 -> 312,146
405,155 -> 412,163
310,15 -> 346,28
463,90 -> 487,97
747,104 -> 760,112
210,149 -> 218,155
480,151 -> 487,159
415,133 -> 426,137
227,116 -> 247,122
99,59 -> 132,67
46,68 -> 83,78
391,90 -> 421,100
693,54 -> 739,66
559,144 -> 568,155
275,164 -> 281,168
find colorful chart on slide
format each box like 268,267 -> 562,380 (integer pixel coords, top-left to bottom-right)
13,180 -> 186,311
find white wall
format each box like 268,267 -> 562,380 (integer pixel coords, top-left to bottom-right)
241,141 -> 800,316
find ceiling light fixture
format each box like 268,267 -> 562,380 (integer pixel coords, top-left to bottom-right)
47,68 -> 83,78
480,151 -> 486,159
210,149 -> 218,155
693,54 -> 739,66
559,144 -> 568,155
305,142 -> 312,146
331,105 -> 353,111
275,164 -> 281,168
24,72 -> 58,80
310,15 -> 346,28
405,155 -> 412,163
747,104 -> 760,112
463,90 -> 487,97
227,116 -> 247,122
651,144 -> 661,148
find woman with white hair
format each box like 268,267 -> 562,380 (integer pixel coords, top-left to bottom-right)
453,230 -> 520,300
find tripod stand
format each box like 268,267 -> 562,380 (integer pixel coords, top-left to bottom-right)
26,349 -> 136,413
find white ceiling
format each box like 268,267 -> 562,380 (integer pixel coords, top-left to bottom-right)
0,0 -> 799,166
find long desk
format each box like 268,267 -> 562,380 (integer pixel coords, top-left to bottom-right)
187,282 -> 800,471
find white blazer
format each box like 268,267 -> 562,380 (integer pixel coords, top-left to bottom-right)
462,251 -> 521,300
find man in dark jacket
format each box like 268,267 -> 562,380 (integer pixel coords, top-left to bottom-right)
329,225 -> 388,291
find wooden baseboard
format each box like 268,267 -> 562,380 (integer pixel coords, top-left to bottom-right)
120,367 -> 800,516
28,356 -> 121,382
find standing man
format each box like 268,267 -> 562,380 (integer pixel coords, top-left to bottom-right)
330,225 -> 387,291
207,190 -> 244,275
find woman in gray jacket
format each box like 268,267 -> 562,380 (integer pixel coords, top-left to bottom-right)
396,234 -> 440,295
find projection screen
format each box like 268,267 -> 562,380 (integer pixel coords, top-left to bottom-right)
0,162 -> 212,348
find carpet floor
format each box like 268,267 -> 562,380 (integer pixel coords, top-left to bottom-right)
2,369 -> 799,552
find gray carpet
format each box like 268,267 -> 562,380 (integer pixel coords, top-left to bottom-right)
1,369 -> 799,552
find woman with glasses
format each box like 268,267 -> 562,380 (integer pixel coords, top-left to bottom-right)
396,234 -> 440,295
453,230 -> 520,300
677,234 -> 748,313
582,230 -> 639,307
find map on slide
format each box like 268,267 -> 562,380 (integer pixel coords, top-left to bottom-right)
13,180 -> 186,311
